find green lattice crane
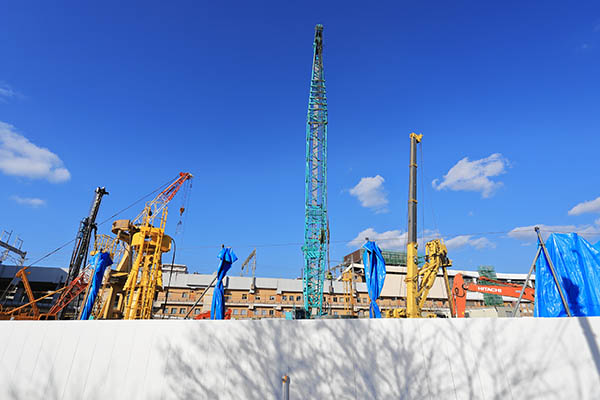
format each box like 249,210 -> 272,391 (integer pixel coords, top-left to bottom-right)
302,24 -> 328,316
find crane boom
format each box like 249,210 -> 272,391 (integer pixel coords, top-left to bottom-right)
65,187 -> 108,287
302,24 -> 328,317
133,172 -> 193,226
96,173 -> 193,320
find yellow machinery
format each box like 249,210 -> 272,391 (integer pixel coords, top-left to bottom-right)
94,173 -> 192,319
342,269 -> 355,316
387,134 -> 454,318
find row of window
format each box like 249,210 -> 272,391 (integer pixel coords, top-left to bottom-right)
162,307 -> 202,315
231,309 -> 276,316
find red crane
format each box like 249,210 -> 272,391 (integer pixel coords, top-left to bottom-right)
452,273 -> 534,318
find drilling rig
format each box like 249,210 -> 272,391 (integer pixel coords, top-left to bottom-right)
302,24 -> 329,317
58,187 -> 108,319
95,173 -> 192,319
401,133 -> 454,318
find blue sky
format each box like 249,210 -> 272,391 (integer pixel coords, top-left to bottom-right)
1,1 -> 599,278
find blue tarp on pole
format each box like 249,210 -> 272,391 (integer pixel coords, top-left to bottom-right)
210,247 -> 238,320
362,241 -> 386,318
535,233 -> 600,317
80,251 -> 113,320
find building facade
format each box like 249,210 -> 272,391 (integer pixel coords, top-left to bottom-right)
155,260 -> 535,319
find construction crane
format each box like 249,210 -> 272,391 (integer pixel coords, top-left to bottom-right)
96,173 -> 192,319
240,249 -> 256,277
452,273 -> 535,317
0,230 -> 26,266
401,133 -> 454,318
302,24 -> 329,317
58,186 -> 108,319
65,187 -> 109,287
0,266 -> 89,320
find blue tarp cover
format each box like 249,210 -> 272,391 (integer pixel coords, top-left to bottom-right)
80,251 -> 113,320
210,247 -> 237,320
535,233 -> 600,317
362,241 -> 386,318
595,241 -> 600,251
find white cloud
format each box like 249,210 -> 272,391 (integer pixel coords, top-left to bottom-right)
0,84 -> 16,101
348,228 -> 438,250
0,122 -> 71,183
349,175 -> 389,213
348,228 -> 492,252
508,223 -> 600,243
445,235 -> 495,250
11,195 -> 46,208
432,153 -> 509,198
568,196 -> 600,216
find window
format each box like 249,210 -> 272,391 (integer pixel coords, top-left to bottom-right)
333,297 -> 337,303
180,308 -> 186,314
334,311 -> 338,316
194,309 -> 201,315
269,296 -> 275,301
255,296 -> 261,300
269,310 -> 274,316
171,308 -> 177,314
363,298 -> 367,303
241,309 -> 247,315
233,309 -> 239,315
181,292 -> 187,298
282,295 -> 287,301
261,310 -> 266,315
296,296 -> 301,301
242,294 -> 247,300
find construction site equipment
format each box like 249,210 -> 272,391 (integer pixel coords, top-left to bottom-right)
0,266 -> 92,320
401,133 -> 454,318
406,133 -> 421,317
194,309 -> 232,320
477,265 -> 504,306
96,173 -> 192,319
342,270 -> 355,316
240,249 -> 256,277
58,187 -> 108,319
0,230 -> 26,266
302,24 -> 329,317
452,273 -> 535,318
65,187 -> 109,287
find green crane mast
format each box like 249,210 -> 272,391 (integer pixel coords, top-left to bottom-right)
302,24 -> 328,316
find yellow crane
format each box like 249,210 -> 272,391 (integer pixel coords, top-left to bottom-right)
388,134 -> 454,318
95,173 -> 193,319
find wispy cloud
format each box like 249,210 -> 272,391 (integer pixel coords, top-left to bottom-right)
11,195 -> 46,208
432,153 -> 509,198
0,121 -> 71,183
0,84 -> 16,102
508,223 -> 600,243
445,235 -> 495,250
349,175 -> 389,213
348,227 -> 493,251
568,196 -> 600,216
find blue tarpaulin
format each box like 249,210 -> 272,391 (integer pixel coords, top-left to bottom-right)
362,241 -> 386,318
80,251 -> 113,320
210,247 -> 238,320
535,233 -> 600,317
595,241 -> 600,251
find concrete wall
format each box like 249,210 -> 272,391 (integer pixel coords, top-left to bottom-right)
1,317 -> 600,399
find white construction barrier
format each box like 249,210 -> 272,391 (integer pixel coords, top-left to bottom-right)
1,317 -> 600,399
